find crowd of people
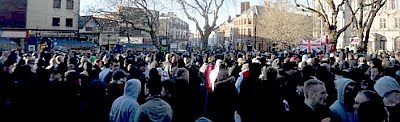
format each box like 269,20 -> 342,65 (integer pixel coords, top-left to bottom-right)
0,48 -> 399,122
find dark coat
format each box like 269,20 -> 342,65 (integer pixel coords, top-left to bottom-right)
257,79 -> 286,120
238,76 -> 259,122
208,77 -> 238,122
291,103 -> 331,122
174,79 -> 192,122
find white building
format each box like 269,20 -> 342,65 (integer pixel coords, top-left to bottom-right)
27,0 -> 80,31
0,0 -> 80,37
366,0 -> 400,52
0,0 -> 80,51
313,0 -> 400,52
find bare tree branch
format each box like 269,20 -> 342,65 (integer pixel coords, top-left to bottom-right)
318,0 -> 331,26
176,0 -> 227,50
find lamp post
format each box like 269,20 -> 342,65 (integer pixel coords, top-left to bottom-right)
254,19 -> 257,51
107,34 -> 111,51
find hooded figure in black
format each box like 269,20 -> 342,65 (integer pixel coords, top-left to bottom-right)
208,65 -> 238,122
258,67 -> 286,120
174,68 -> 192,122
238,63 -> 261,122
189,65 -> 206,119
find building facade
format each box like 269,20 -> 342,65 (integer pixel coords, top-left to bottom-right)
159,12 -> 190,50
217,17 -> 237,50
217,2 -> 263,51
0,0 -> 80,51
27,0 -> 79,32
116,6 -> 159,45
366,0 -> 400,52
78,16 -> 119,49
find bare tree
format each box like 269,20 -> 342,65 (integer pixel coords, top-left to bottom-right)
91,0 -> 162,50
345,0 -> 387,50
176,0 -> 227,50
258,0 -> 313,49
294,0 -> 354,46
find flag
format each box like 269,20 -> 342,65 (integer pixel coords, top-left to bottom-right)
299,39 -> 321,53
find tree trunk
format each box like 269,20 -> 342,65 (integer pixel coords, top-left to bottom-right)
150,31 -> 161,51
201,33 -> 211,51
364,29 -> 371,52
357,29 -> 365,51
126,23 -> 130,44
328,31 -> 338,46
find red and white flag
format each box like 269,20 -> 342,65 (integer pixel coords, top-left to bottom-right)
299,39 -> 322,53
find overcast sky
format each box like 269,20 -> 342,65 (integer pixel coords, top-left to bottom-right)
80,0 -> 310,33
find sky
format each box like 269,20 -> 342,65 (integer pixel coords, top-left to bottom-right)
80,0 -> 310,33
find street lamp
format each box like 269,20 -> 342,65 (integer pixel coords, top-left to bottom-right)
107,34 -> 111,51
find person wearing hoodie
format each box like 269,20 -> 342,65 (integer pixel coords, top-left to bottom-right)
174,68 -> 192,122
106,69 -> 128,117
207,66 -> 238,122
204,56 -> 215,93
209,59 -> 222,92
135,68 -> 173,122
374,76 -> 400,122
257,67 -> 286,120
298,55 -> 308,70
238,63 -> 261,122
109,79 -> 141,122
330,78 -> 358,122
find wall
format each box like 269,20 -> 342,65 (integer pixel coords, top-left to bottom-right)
26,0 -> 79,30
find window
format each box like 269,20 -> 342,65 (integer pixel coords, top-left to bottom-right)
52,17 -> 60,26
248,28 -> 252,37
380,18 -> 386,28
391,0 -> 397,9
66,0 -> 74,10
86,27 -> 93,31
248,18 -> 252,24
66,18 -> 73,27
396,18 -> 400,28
53,0 -> 61,9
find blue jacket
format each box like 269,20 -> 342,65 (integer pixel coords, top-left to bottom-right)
330,78 -> 357,122
109,79 -> 141,122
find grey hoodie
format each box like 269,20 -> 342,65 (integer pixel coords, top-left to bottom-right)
330,78 -> 357,122
135,96 -> 173,122
109,79 -> 141,122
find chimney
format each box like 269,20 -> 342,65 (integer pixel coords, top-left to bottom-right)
241,2 -> 250,14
